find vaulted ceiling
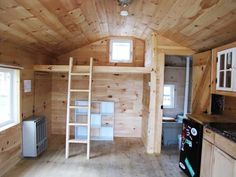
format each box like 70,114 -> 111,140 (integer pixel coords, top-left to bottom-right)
0,0 -> 236,56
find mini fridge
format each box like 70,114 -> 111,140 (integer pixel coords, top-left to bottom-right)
179,119 -> 203,177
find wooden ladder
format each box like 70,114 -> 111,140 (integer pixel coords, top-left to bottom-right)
65,57 -> 93,159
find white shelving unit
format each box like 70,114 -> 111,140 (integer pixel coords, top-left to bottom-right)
75,100 -> 114,141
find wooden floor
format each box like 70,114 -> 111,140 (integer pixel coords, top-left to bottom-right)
3,136 -> 185,177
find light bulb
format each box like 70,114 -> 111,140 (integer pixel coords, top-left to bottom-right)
120,10 -> 129,17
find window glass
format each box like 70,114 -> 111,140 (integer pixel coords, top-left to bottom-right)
163,85 -> 175,108
220,54 -> 225,70
110,39 -> 133,63
0,68 -> 20,130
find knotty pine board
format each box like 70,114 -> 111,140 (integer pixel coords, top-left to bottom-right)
0,41 -> 51,176
191,51 -> 212,114
34,72 -> 52,135
55,37 -> 145,67
223,96 -> 236,120
141,74 -> 150,148
0,0 -> 235,55
51,73 -> 143,137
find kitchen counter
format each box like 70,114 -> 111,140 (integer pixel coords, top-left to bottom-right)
187,114 -> 236,145
203,126 -> 236,159
187,114 -> 236,125
206,123 -> 236,143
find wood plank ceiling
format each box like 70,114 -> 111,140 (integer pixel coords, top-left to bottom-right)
0,0 -> 236,56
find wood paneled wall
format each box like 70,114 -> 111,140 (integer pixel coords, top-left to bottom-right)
223,96 -> 236,120
51,73 -> 143,137
191,51 -> 212,114
51,37 -> 145,138
34,72 -> 52,135
55,37 -> 145,66
0,42 -> 51,176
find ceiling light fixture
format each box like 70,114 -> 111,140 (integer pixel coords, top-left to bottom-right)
117,0 -> 132,17
120,10 -> 129,17
117,0 -> 132,6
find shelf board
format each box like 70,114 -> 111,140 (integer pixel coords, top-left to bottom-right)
101,113 -> 114,116
75,135 -> 113,141
34,65 -> 152,74
101,124 -> 113,128
91,125 -> 101,128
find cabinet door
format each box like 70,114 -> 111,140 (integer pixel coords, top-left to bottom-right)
200,139 -> 213,177
217,48 -> 235,91
233,48 -> 236,91
211,146 -> 236,177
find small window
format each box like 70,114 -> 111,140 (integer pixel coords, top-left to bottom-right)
163,84 -> 175,108
109,39 -> 133,63
0,67 -> 20,131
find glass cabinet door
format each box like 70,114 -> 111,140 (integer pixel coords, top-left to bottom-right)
217,48 -> 235,91
219,53 -> 225,88
225,52 -> 232,88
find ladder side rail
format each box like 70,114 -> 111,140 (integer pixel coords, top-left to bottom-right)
65,57 -> 73,159
87,57 -> 93,159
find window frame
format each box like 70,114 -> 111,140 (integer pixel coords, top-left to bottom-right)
109,39 -> 133,63
0,67 -> 20,132
163,84 -> 175,109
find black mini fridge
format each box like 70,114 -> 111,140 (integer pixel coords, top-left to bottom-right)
179,119 -> 203,177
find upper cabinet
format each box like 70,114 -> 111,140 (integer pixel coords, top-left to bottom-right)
211,41 -> 236,97
217,48 -> 236,91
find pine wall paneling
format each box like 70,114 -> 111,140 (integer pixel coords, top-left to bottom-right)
51,37 -> 145,138
0,41 -> 51,176
191,51 -> 212,114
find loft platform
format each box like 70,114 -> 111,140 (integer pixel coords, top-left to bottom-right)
34,65 -> 152,74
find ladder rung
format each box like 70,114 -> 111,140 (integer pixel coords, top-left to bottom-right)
69,139 -> 87,144
70,89 -> 89,93
70,106 -> 88,109
71,73 -> 90,76
69,123 -> 88,126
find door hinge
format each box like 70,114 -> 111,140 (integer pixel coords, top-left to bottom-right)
216,57 -> 218,63
215,78 -> 217,83
161,105 -> 163,109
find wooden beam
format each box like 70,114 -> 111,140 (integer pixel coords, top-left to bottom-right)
146,32 -> 164,154
146,32 -> 158,153
34,65 -> 152,74
0,64 -> 24,70
154,52 -> 164,154
156,35 -> 195,56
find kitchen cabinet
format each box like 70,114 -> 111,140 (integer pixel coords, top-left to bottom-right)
200,139 -> 213,177
211,41 -> 236,97
216,48 -> 236,91
200,128 -> 236,177
211,146 -> 236,177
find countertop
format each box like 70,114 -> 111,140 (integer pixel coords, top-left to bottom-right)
188,114 -> 236,144
187,114 -> 236,125
203,126 -> 236,159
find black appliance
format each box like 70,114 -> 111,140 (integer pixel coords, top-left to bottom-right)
179,119 -> 203,177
